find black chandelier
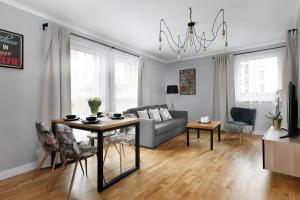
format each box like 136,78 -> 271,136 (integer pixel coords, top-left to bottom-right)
159,8 -> 228,58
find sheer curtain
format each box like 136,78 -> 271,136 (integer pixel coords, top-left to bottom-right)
234,48 -> 284,133
70,35 -> 140,118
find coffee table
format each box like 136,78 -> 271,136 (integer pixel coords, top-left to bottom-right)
186,121 -> 221,150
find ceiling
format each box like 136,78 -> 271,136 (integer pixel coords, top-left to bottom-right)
2,0 -> 300,63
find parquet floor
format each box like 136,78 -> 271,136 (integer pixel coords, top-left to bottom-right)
1,130 -> 300,200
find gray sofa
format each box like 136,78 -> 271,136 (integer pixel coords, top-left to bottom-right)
125,104 -> 188,148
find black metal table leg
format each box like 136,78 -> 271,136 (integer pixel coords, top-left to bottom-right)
97,131 -> 104,192
210,130 -> 214,150
187,128 -> 190,146
135,124 -> 140,168
197,129 -> 200,138
218,125 -> 221,142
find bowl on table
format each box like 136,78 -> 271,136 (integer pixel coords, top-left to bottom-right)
86,116 -> 97,122
113,113 -> 122,118
66,115 -> 77,119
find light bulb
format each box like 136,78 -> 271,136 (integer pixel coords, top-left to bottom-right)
222,30 -> 226,40
225,41 -> 228,48
177,52 -> 181,59
159,41 -> 162,51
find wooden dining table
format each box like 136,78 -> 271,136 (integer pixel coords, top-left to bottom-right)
51,118 -> 140,192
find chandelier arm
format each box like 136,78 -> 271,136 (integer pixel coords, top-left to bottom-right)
204,23 -> 225,48
161,31 -> 181,54
161,19 -> 182,48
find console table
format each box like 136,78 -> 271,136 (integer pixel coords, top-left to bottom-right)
263,126 -> 300,177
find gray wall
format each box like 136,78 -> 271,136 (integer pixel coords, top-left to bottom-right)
0,2 -> 45,172
0,2 -> 167,174
166,56 -> 215,121
143,57 -> 167,105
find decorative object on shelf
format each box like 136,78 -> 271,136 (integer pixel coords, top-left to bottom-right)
88,97 -> 102,116
0,29 -> 23,69
266,111 -> 282,129
166,85 -> 178,110
180,68 -> 196,95
158,8 -> 228,57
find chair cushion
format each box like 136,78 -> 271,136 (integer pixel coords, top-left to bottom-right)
155,118 -> 186,135
35,122 -> 59,152
227,121 -> 248,126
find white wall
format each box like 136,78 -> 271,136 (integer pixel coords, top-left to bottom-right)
166,56 -> 215,121
0,2 -> 168,178
0,2 -> 45,173
143,57 -> 168,105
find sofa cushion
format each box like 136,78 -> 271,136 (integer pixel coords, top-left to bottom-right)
137,109 -> 150,119
126,104 -> 168,115
155,118 -> 186,135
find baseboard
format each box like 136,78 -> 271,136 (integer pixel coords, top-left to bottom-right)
0,162 -> 36,181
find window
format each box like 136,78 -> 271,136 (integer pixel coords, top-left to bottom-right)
70,36 -> 139,117
114,55 -> 139,113
234,49 -> 284,102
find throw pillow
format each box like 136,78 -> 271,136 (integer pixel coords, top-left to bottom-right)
148,108 -> 162,122
137,110 -> 150,119
160,108 -> 173,121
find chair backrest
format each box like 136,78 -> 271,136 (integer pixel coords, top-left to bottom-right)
54,124 -> 81,160
35,122 -> 59,153
230,107 -> 256,127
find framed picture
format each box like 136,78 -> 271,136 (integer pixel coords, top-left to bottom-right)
0,29 -> 24,69
180,68 -> 196,95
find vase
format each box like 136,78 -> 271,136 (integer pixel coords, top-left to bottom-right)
273,119 -> 282,129
90,106 -> 99,117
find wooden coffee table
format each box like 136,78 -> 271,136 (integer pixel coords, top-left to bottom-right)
186,121 -> 221,150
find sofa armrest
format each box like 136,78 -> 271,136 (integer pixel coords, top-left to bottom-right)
139,119 -> 155,147
169,110 -> 188,122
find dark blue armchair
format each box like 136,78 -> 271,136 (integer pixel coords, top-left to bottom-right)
226,107 -> 256,143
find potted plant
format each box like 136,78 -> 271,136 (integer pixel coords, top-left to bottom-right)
266,111 -> 282,129
88,97 -> 102,116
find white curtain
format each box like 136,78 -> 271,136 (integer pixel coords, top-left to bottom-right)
41,23 -> 71,125
213,54 -> 235,128
138,57 -> 145,106
282,31 -> 297,129
70,35 -> 140,116
234,48 -> 284,133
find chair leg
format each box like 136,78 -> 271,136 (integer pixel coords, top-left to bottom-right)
119,144 -> 122,174
103,145 -> 109,163
32,152 -> 48,180
113,143 -> 122,174
121,144 -> 125,159
79,160 -> 84,175
240,133 -> 242,145
47,152 -> 59,189
68,160 -> 79,199
49,159 -> 67,191
84,158 -> 87,176
37,152 -> 48,171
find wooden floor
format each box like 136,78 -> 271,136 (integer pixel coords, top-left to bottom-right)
1,130 -> 300,200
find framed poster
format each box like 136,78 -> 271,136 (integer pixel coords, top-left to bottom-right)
0,29 -> 23,69
180,68 -> 196,95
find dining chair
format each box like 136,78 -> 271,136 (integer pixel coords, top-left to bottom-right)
104,127 -> 136,174
53,124 -> 97,198
35,122 -> 61,189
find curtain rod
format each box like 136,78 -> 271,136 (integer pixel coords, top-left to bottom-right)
233,45 -> 286,56
212,45 -> 286,59
42,23 -> 139,58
